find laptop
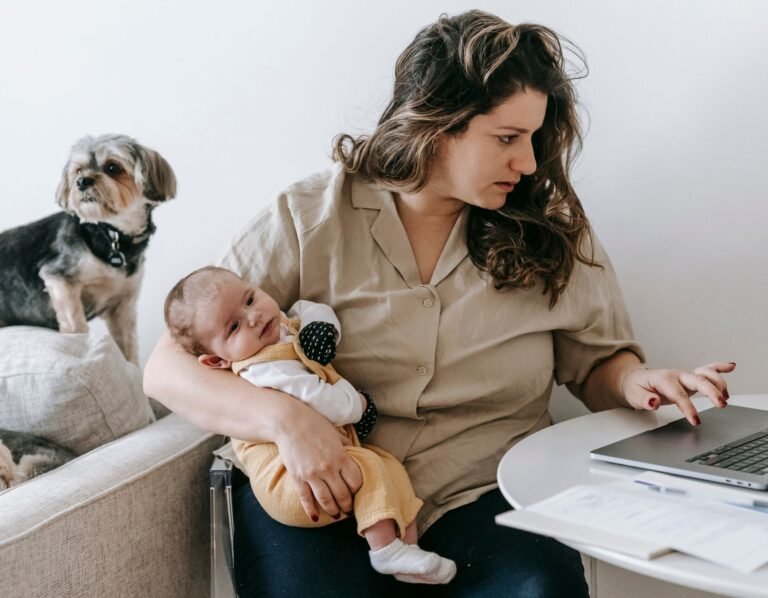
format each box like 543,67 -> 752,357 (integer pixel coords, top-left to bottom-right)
590,406 -> 768,490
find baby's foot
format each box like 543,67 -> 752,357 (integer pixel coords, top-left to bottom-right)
369,538 -> 457,584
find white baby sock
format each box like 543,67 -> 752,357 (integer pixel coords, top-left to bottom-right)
368,538 -> 457,585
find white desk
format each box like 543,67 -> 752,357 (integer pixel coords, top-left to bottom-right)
497,394 -> 768,598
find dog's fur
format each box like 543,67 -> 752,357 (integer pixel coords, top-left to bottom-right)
0,429 -> 76,489
0,134 -> 176,363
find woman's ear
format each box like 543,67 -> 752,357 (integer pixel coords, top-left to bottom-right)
198,354 -> 231,369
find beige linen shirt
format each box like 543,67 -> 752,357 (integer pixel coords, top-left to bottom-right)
220,164 -> 643,533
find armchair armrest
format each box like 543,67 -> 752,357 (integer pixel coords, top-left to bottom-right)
0,413 -> 223,598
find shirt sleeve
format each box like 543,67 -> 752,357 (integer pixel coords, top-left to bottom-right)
286,300 -> 342,341
239,360 -> 364,425
218,192 -> 301,310
553,232 -> 645,386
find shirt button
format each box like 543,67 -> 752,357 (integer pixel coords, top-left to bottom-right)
416,366 -> 428,376
422,298 -> 434,308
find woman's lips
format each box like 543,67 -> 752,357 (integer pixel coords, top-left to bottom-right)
494,182 -> 516,192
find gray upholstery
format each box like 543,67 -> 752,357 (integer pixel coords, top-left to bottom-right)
0,413 -> 222,598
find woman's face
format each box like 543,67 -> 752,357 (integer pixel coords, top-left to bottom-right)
428,89 -> 548,210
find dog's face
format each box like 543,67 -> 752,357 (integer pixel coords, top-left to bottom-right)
56,134 -> 177,225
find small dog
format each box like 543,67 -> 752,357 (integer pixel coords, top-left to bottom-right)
0,134 -> 176,364
0,429 -> 76,489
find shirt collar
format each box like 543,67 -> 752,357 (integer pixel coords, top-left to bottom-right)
348,175 -> 470,287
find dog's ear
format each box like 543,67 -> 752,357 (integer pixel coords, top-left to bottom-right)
55,162 -> 73,211
135,146 -> 177,203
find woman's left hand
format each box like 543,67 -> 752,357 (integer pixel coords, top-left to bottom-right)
621,361 -> 737,426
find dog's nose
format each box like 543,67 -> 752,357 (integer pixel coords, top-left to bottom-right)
77,177 -> 95,191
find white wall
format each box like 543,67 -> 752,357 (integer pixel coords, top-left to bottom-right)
2,1 -> 766,409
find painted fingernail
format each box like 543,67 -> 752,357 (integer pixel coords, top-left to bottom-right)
311,515 -> 319,522
724,389 -> 730,400
332,514 -> 340,520
718,399 -> 727,407
728,362 -> 736,366
648,398 -> 658,409
692,415 -> 701,426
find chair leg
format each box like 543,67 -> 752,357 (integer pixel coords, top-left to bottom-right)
210,457 -> 237,598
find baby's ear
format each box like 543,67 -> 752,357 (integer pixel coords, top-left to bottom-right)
198,354 -> 231,369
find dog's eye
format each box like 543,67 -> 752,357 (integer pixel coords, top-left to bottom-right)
105,162 -> 123,176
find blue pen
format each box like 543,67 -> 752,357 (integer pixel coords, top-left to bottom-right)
634,480 -> 687,496
634,479 -> 768,514
722,500 -> 768,515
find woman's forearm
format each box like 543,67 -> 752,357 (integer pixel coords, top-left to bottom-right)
143,330 -> 303,442
577,349 -> 643,412
144,330 -> 364,517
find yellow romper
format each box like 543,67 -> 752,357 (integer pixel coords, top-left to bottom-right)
231,317 -> 423,537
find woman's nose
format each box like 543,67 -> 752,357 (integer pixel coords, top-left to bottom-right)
510,140 -> 537,176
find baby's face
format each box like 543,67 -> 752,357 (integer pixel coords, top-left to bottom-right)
195,273 -> 282,364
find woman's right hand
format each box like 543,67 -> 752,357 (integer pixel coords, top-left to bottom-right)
275,407 -> 363,521
144,330 -> 363,519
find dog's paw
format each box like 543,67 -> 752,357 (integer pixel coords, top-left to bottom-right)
0,445 -> 17,489
58,322 -> 88,334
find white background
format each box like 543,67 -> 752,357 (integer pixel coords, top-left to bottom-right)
1,1 -> 766,417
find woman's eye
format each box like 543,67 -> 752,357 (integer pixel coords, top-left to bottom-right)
105,162 -> 123,176
498,135 -> 517,145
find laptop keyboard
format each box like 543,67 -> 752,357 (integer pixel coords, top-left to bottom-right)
687,428 -> 768,474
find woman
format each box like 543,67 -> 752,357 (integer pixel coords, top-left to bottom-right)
144,10 -> 733,596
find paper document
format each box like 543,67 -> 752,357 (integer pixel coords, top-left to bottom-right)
495,505 -> 670,560
496,476 -> 768,573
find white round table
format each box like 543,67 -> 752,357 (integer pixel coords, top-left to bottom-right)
497,394 -> 768,598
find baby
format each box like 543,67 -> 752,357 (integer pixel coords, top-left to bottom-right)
164,266 -> 456,585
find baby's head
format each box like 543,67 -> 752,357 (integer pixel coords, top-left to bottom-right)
164,266 -> 282,369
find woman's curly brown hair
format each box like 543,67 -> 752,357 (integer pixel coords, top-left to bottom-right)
333,10 -> 596,307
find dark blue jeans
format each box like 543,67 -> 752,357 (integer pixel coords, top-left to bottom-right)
233,469 -> 588,597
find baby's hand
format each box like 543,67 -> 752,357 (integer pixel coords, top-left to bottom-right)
354,391 -> 377,441
299,321 -> 339,365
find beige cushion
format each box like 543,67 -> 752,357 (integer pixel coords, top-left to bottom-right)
0,326 -> 154,455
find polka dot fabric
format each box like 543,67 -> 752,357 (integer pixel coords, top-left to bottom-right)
355,391 -> 377,440
298,321 -> 377,438
298,321 -> 338,366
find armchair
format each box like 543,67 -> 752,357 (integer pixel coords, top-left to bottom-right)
0,413 -> 222,598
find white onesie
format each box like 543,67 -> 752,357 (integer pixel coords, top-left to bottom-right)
236,300 -> 364,426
